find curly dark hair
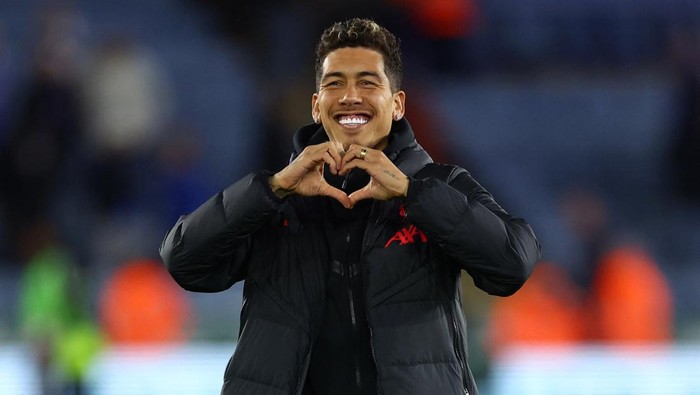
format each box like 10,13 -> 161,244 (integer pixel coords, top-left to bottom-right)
315,18 -> 402,92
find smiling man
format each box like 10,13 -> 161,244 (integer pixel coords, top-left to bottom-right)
313,46 -> 403,149
160,18 -> 540,395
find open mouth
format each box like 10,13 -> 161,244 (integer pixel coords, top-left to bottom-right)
336,114 -> 370,127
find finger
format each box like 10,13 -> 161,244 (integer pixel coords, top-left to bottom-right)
303,143 -> 338,173
330,140 -> 345,158
339,157 -> 370,175
340,150 -> 372,174
326,141 -> 345,172
296,145 -> 329,171
341,145 -> 369,168
321,151 -> 339,175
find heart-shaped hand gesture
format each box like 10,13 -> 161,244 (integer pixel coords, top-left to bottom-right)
269,142 -> 409,209
269,141 -> 352,208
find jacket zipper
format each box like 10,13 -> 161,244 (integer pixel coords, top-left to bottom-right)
367,324 -> 383,394
294,345 -> 313,395
345,231 -> 365,391
347,284 -> 363,389
450,307 -> 470,395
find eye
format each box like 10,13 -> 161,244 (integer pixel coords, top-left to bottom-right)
359,80 -> 378,87
323,80 -> 342,87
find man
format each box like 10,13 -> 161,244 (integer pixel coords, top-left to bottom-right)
160,18 -> 540,395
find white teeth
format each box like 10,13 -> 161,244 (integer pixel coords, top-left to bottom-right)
338,116 -> 368,125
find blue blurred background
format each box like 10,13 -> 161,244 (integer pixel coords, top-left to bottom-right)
1,0 -> 699,394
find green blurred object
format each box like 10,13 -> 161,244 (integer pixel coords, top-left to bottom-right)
18,247 -> 79,339
55,320 -> 104,381
18,245 -> 103,382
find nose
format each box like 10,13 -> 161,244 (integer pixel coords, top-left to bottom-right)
339,84 -> 362,105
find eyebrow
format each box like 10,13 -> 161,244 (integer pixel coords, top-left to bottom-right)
321,71 -> 382,81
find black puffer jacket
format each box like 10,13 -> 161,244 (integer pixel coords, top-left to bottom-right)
160,119 -> 540,395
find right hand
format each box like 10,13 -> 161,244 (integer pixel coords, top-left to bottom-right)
269,141 -> 352,208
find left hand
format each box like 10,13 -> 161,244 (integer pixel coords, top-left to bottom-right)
339,144 -> 409,207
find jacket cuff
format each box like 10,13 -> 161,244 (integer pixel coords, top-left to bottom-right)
256,170 -> 287,205
405,177 -> 422,207
220,171 -> 285,229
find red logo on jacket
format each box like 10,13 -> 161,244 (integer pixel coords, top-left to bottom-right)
384,224 -> 427,248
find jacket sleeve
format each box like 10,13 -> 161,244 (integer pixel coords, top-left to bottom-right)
404,168 -> 541,296
159,171 -> 283,292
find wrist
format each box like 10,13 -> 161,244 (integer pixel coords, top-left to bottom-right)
268,174 -> 293,198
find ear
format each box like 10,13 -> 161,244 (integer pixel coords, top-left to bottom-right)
311,93 -> 320,124
392,90 -> 406,121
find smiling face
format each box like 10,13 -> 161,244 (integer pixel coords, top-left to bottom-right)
312,47 -> 405,150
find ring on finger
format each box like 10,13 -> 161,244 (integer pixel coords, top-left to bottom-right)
359,148 -> 368,160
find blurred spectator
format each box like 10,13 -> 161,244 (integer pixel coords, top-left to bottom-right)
486,187 -> 674,358
99,258 -> 191,344
486,251 -> 673,356
589,245 -> 673,342
486,261 -> 586,357
559,186 -> 613,290
562,187 -> 674,342
18,243 -> 102,395
0,5 -> 86,262
82,35 -> 172,215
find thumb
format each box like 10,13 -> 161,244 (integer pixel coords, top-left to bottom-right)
320,184 -> 352,209
348,185 -> 373,206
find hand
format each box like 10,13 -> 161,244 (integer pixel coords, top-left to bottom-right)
339,144 -> 409,207
269,141 -> 352,208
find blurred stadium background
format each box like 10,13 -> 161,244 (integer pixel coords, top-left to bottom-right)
1,0 -> 699,394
